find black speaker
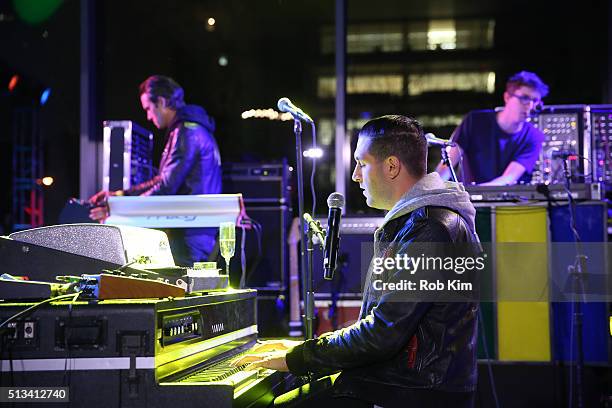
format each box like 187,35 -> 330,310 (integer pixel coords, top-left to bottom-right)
311,216 -> 384,298
229,206 -> 290,290
222,161 -> 292,291
222,161 -> 291,204
256,290 -> 289,337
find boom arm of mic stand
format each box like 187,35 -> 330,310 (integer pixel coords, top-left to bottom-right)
440,146 -> 459,183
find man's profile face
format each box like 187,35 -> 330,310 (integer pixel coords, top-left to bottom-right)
140,92 -> 169,129
503,85 -> 542,123
352,136 -> 389,210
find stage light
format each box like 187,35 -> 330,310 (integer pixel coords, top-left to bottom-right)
8,75 -> 19,92
207,17 -> 215,26
218,55 -> 228,66
40,87 -> 51,105
241,108 -> 293,121
35,176 -> 54,186
303,148 -> 323,159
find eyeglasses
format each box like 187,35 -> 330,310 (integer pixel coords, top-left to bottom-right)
510,93 -> 541,106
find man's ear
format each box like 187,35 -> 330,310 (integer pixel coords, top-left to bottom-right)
385,156 -> 401,179
503,91 -> 510,105
157,97 -> 167,108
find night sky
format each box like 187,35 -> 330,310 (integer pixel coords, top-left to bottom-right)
0,0 -> 609,229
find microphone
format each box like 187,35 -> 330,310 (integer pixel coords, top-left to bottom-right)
277,97 -> 314,123
324,192 -> 345,280
425,133 -> 456,147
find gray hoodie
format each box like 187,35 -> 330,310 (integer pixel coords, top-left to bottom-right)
376,172 -> 477,240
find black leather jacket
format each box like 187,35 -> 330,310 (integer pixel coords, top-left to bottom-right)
285,206 -> 480,402
127,105 -> 222,196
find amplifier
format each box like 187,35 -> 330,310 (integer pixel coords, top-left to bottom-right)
223,161 -> 292,291
311,216 -> 383,298
232,206 -> 290,290
222,160 -> 291,204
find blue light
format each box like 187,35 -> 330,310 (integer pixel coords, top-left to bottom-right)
40,87 -> 51,105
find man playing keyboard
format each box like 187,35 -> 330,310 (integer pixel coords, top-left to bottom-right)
233,115 -> 480,408
89,75 -> 222,265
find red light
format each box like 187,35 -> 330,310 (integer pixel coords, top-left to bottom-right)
8,75 -> 19,92
568,155 -> 578,161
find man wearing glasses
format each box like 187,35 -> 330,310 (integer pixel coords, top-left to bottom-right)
436,71 -> 548,185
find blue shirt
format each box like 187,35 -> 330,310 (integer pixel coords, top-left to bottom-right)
452,110 -> 544,184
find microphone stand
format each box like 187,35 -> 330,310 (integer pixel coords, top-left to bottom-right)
304,221 -> 325,341
292,118 -> 315,340
440,145 -> 458,183
562,158 -> 586,408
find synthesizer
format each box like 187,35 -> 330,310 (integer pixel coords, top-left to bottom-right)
465,183 -> 602,202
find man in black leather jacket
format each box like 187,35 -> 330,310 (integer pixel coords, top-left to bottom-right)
89,75 -> 222,265
235,115 -> 481,407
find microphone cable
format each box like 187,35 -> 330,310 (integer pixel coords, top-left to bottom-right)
478,307 -> 500,408
309,121 -> 318,216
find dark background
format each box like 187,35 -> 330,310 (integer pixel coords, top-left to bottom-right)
0,0 -> 609,229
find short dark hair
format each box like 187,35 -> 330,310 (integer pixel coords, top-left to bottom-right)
139,75 -> 185,109
506,71 -> 549,98
358,115 -> 427,178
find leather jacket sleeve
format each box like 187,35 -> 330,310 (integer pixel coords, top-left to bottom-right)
286,219 -> 454,376
123,175 -> 162,196
287,295 -> 432,376
141,124 -> 200,196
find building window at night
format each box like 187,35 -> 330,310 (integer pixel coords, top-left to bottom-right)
407,19 -> 494,51
407,72 -> 495,95
321,19 -> 494,54
427,19 -> 456,50
318,74 -> 404,98
346,24 -> 404,53
318,118 -> 370,149
321,24 -> 404,54
456,19 -> 495,49
418,114 -> 464,128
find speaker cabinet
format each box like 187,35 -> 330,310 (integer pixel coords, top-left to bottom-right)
229,206 -> 290,290
223,161 -> 292,291
311,217 -> 383,298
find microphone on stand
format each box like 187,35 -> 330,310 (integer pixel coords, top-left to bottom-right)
425,133 -> 456,147
324,192 -> 345,280
277,97 -> 314,123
